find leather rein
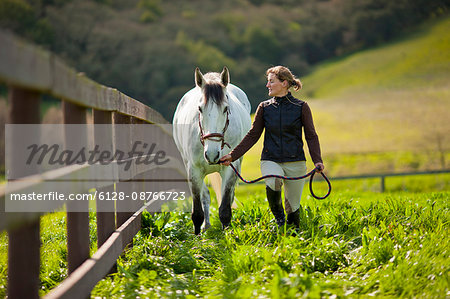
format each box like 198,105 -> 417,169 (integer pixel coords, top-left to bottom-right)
198,105 -> 331,200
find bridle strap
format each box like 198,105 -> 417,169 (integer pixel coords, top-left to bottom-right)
198,109 -> 230,149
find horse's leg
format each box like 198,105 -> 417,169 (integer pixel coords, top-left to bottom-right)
200,182 -> 211,231
219,162 -> 239,229
189,168 -> 204,235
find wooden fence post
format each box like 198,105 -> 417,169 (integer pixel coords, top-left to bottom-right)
129,117 -> 143,238
380,176 -> 386,193
113,113 -> 134,230
62,101 -> 91,277
7,87 -> 41,299
93,109 -> 117,273
93,110 -> 115,246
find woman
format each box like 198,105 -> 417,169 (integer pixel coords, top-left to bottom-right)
220,66 -> 324,228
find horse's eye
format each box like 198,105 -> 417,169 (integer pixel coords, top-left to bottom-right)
198,106 -> 203,113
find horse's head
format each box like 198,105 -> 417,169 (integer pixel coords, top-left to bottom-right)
196,67 -> 230,165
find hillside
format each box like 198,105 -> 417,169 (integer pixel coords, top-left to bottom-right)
302,17 -> 449,172
240,17 -> 450,177
302,17 -> 450,99
0,0 -> 447,119
1,2 -> 448,177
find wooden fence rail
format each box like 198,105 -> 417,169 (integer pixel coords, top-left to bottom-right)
0,29 -> 183,299
331,169 -> 450,192
247,169 -> 449,193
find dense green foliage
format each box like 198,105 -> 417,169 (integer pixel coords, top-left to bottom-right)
0,0 -> 447,118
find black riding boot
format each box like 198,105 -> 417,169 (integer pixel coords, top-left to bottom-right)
286,208 -> 300,228
266,186 -> 285,228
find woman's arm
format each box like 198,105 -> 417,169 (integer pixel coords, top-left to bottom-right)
220,103 -> 265,165
302,102 -> 324,172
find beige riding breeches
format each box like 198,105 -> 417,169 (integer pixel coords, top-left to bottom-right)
260,160 -> 307,213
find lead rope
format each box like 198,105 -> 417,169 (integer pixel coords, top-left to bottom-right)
227,163 -> 332,200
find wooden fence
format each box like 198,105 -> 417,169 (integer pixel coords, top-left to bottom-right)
331,169 -> 450,192
0,29 -> 183,298
248,168 -> 449,192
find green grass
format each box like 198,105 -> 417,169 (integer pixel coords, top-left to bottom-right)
0,176 -> 448,298
0,211 -> 98,298
0,232 -> 6,296
87,187 -> 449,298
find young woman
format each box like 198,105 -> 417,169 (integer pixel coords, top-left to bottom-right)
220,66 -> 324,228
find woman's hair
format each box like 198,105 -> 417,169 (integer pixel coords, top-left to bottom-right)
266,66 -> 302,91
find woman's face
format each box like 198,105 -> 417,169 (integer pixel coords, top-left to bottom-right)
266,73 -> 288,97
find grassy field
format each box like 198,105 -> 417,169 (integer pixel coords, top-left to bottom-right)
88,188 -> 448,298
0,175 -> 448,298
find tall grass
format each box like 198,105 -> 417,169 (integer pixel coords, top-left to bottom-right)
0,232 -> 6,296
88,185 -> 448,298
0,211 -> 99,298
0,177 -> 447,298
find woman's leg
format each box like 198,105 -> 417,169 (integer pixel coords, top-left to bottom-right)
260,161 -> 285,227
282,161 -> 307,227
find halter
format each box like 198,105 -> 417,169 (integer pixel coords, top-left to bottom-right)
198,108 -> 231,150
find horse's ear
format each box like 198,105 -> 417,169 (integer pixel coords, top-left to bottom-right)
221,66 -> 229,87
195,67 -> 204,88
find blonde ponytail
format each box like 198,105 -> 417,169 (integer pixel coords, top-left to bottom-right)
292,78 -> 302,91
266,66 -> 302,91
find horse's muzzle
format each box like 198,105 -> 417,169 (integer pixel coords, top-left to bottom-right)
204,151 -> 220,165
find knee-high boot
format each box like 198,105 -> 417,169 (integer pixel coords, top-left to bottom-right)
287,208 -> 300,228
266,186 -> 285,227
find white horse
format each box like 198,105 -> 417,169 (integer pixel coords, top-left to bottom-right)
173,67 -> 251,234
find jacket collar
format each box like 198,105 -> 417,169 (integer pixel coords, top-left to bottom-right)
274,92 -> 293,102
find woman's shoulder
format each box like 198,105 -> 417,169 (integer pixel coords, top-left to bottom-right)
287,93 -> 305,105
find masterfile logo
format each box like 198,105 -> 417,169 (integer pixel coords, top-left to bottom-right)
4,124 -> 191,213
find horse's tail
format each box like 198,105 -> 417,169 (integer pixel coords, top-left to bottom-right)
207,173 -> 238,209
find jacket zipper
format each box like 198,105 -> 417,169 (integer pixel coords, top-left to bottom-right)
279,100 -> 283,158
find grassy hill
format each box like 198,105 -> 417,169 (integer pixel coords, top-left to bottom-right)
302,17 -> 449,99
240,17 -> 450,178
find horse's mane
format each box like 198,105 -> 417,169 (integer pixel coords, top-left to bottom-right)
202,73 -> 226,106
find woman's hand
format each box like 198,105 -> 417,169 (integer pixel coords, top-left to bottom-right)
314,162 -> 324,172
219,154 -> 232,166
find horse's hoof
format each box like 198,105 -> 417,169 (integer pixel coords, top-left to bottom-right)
194,227 -> 202,235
